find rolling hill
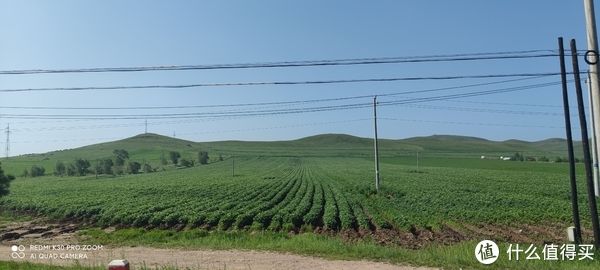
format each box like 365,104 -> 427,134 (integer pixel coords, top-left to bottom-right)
0,133 -> 581,175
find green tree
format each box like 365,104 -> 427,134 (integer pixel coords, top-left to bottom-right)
198,151 -> 209,165
0,162 -> 15,197
99,159 -> 114,175
169,151 -> 181,164
93,161 -> 102,176
55,161 -> 66,176
143,163 -> 153,173
73,159 -> 91,176
113,149 -> 129,166
160,152 -> 168,165
511,152 -> 524,162
30,165 -> 45,177
127,161 -> 141,174
66,163 -> 77,176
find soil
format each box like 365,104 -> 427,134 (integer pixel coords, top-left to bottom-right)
0,220 -> 435,270
0,218 -> 583,269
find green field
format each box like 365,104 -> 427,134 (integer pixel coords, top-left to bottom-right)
1,146 -> 593,232
1,133 -> 599,269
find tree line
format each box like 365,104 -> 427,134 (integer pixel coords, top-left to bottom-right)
22,149 -> 220,178
509,152 -> 582,163
0,162 -> 15,197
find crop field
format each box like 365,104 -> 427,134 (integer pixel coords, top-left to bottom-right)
2,134 -> 600,269
1,153 -> 597,241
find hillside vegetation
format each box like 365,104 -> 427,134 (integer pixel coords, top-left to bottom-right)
0,133 -> 581,176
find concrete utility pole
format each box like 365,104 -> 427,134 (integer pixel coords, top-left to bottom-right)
584,0 -> 600,197
5,124 -> 9,158
145,119 -> 148,134
373,96 -> 381,193
587,73 -> 600,196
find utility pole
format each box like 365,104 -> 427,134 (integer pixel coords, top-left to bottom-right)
584,0 -> 600,197
5,124 -> 9,159
145,119 -> 148,134
570,38 -> 600,248
373,96 -> 380,193
559,37 -> 582,243
232,156 -> 235,177
587,72 -> 600,196
416,151 -> 420,172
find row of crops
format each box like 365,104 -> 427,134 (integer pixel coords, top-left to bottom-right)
0,157 -> 379,232
1,155 -> 592,232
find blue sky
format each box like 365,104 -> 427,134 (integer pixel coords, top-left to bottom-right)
0,0 -> 595,155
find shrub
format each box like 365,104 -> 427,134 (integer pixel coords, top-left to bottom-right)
30,165 -> 45,177
143,163 -> 153,173
55,161 -> 66,176
169,151 -> 181,164
127,161 -> 141,174
180,159 -> 193,168
198,151 -> 209,165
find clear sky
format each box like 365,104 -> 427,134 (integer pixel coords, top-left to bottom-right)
0,0 -> 596,156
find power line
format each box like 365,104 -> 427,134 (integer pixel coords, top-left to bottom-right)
10,119 -> 372,144
0,76 -> 559,112
0,72 -> 563,93
440,99 -> 562,108
0,80 -> 562,120
0,50 -> 559,75
395,104 -> 563,116
379,117 -> 568,129
0,77 -> 550,114
380,81 -> 562,106
10,116 -> 572,145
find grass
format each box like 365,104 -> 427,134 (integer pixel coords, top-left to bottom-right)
74,228 -> 598,270
9,227 -> 595,269
0,210 -> 32,227
0,262 -> 103,270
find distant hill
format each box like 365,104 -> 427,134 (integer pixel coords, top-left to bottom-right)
397,135 -> 580,155
0,133 -> 581,175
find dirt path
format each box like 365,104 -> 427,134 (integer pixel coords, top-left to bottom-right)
0,244 -> 436,270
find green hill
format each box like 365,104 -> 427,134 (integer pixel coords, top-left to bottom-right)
0,133 -> 580,175
397,134 -> 580,155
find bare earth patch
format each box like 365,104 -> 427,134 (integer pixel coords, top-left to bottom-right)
0,220 -> 435,270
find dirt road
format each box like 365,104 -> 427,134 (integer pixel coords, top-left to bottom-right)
0,244 -> 436,270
